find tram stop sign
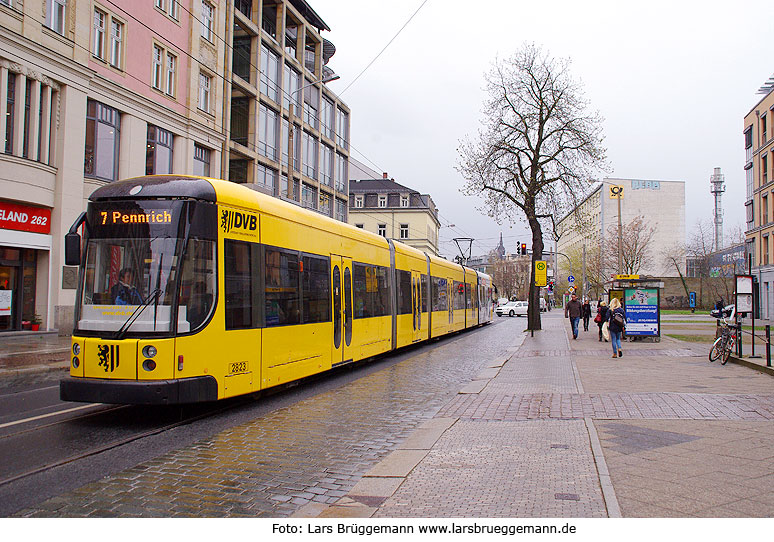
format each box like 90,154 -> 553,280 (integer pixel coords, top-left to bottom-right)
534,260 -> 547,287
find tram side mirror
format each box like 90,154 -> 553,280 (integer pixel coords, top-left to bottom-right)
65,232 -> 81,266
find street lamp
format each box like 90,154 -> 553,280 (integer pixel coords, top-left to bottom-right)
286,74 -> 341,200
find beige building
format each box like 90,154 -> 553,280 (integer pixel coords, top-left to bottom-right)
557,178 -> 686,279
743,76 -> 774,317
348,170 -> 440,256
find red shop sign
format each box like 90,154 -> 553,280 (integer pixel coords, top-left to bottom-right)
0,201 -> 52,234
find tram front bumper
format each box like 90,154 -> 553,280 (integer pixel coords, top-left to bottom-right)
60,375 -> 218,405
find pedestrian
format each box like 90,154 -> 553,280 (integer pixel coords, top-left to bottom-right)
607,297 -> 626,358
582,298 -> 591,331
595,300 -> 608,342
565,293 -> 582,340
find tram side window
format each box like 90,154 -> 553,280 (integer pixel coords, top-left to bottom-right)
353,263 -> 390,318
421,274 -> 428,313
431,277 -> 447,312
396,270 -> 412,315
302,254 -> 330,324
224,240 -> 260,330
265,247 -> 300,326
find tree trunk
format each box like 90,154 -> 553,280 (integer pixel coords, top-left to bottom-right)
528,216 -> 544,331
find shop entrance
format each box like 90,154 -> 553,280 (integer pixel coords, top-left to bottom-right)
0,248 -> 38,331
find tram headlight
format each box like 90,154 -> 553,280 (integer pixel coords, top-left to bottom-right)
72,357 -> 79,368
142,359 -> 157,372
142,345 -> 157,358
72,343 -> 80,356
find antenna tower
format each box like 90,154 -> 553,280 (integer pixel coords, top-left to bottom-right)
710,167 -> 725,252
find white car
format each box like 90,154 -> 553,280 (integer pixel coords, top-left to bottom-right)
496,300 -> 528,317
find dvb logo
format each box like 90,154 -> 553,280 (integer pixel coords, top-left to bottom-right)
221,209 -> 257,233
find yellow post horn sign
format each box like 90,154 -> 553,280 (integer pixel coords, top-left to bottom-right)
534,260 -> 547,287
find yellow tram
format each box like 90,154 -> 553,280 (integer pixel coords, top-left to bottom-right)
60,176 -> 494,404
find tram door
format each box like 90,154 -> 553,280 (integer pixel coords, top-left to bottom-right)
411,271 -> 422,342
331,256 -> 354,366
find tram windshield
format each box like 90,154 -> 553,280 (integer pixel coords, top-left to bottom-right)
75,200 -> 216,336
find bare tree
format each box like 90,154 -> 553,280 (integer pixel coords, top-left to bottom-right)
458,43 -> 607,330
603,215 -> 656,275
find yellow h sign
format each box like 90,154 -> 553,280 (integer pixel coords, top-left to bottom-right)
534,260 -> 547,287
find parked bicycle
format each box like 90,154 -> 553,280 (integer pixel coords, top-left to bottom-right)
709,304 -> 737,365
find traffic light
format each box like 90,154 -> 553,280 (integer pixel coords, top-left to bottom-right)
516,241 -> 520,255
521,243 -> 527,255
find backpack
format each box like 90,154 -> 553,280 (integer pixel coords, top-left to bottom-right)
612,310 -> 625,328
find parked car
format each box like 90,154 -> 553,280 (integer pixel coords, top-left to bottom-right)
540,298 -> 547,312
497,298 -> 509,307
513,301 -> 529,316
496,301 -> 519,317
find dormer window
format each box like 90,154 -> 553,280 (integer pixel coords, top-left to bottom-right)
378,195 -> 387,208
400,194 -> 409,207
354,195 -> 364,208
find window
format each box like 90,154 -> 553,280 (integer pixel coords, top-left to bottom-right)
262,3 -> 277,40
378,224 -> 386,237
146,125 -> 173,175
400,194 -> 409,208
302,131 -> 317,179
335,198 -> 346,222
353,263 -> 390,318
46,0 -> 66,35
354,195 -> 363,208
355,224 -> 363,229
146,42 -> 177,88
256,163 -> 276,190
285,24 -> 298,58
201,1 -> 214,42
84,99 -> 120,181
230,97 -> 249,146
225,240 -> 260,329
746,127 -> 753,149
397,270 -> 412,315
198,72 -> 212,112
169,0 -> 178,19
336,107 -> 349,148
165,52 -> 177,97
5,72 -> 15,154
280,174 -> 299,201
265,248 -> 300,326
378,195 -> 387,208
93,9 -> 106,60
764,235 -> 770,266
400,224 -> 409,239
229,158 -> 248,183
302,183 -> 317,210
336,153 -> 347,192
233,36 -> 251,81
431,277 -> 448,312
321,144 -> 333,186
282,118 -> 300,170
193,144 -> 211,177
763,115 -> 768,144
258,104 -> 278,160
109,19 -> 123,69
764,154 -> 768,185
302,254 -> 331,324
319,192 -> 331,216
283,64 -> 301,112
764,195 -> 769,225
321,97 -> 334,140
260,43 -> 280,103
303,80 -> 319,129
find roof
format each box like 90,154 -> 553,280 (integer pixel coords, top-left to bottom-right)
289,0 -> 331,32
349,179 -> 419,194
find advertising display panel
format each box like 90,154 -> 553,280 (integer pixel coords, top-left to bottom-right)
623,287 -> 660,337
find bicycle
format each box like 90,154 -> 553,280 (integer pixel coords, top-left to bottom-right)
709,304 -> 737,365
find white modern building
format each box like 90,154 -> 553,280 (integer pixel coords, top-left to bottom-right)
557,178 -> 686,278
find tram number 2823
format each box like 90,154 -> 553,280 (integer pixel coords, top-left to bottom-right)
229,362 -> 248,375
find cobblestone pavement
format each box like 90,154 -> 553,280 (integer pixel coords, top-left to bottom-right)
316,312 -> 774,518
14,322 -> 508,518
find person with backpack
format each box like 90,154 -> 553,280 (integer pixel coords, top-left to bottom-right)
607,297 -> 626,358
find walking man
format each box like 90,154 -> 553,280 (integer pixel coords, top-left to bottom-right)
565,293 -> 582,340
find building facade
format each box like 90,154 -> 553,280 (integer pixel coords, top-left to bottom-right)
0,0 -> 349,333
348,174 -> 441,256
557,178 -> 686,279
743,77 -> 774,318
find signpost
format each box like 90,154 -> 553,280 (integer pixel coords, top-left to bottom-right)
534,260 -> 547,287
689,291 -> 696,313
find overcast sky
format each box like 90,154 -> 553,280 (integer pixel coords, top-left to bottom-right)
313,0 -> 770,259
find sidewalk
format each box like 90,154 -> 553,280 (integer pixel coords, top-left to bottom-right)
296,313 -> 774,518
0,331 -> 70,378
